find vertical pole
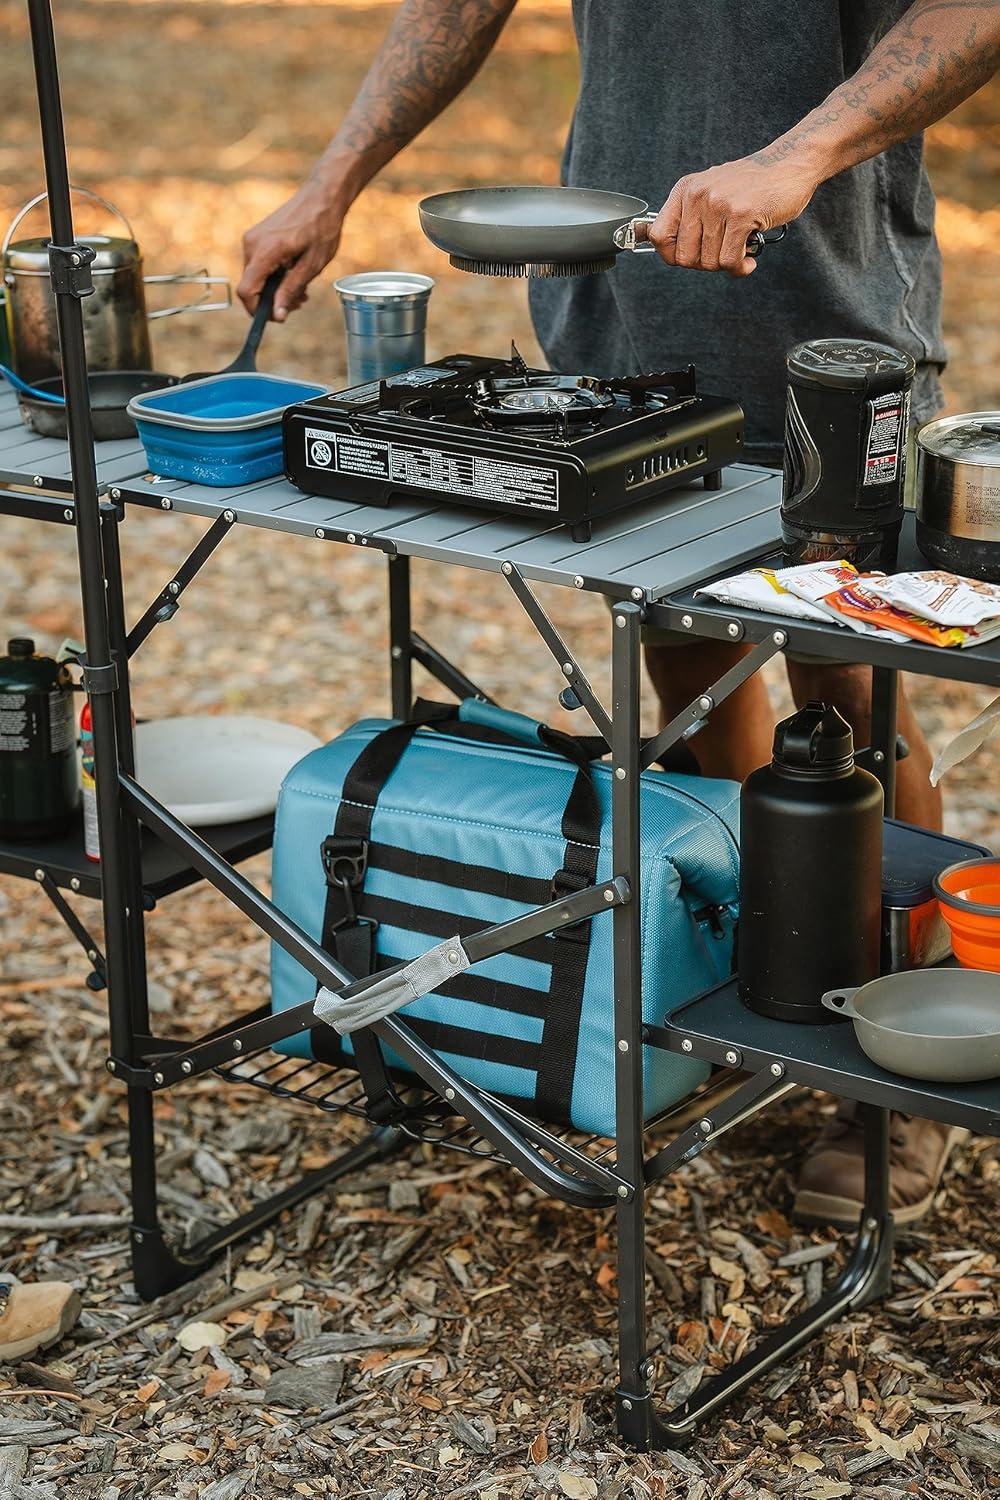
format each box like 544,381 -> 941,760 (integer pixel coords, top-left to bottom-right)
870,666 -> 898,818
388,555 -> 413,718
611,601 -> 654,1447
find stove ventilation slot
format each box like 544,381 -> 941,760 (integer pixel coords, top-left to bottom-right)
626,445 -> 694,488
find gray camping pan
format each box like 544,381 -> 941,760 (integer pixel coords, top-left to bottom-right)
821,970 -> 1000,1083
418,185 -> 786,278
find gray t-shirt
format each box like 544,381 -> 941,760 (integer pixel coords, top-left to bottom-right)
529,0 -> 946,464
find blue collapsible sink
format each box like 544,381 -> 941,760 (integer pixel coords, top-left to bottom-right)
128,372 -> 327,487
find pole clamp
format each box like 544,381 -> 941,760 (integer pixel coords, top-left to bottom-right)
48,243 -> 97,299
79,660 -> 119,695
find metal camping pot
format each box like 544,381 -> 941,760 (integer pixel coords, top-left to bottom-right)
915,411 -> 1000,583
2,188 -> 230,385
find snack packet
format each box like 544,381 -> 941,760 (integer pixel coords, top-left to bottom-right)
695,566 -> 831,622
861,570 -> 1000,628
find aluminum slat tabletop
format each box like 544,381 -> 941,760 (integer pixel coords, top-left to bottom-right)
0,384 -> 783,600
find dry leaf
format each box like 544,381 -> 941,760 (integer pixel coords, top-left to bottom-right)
203,1367 -> 231,1397
253,1308 -> 274,1339
595,1263 -> 616,1293
233,1268 -> 274,1292
790,1452 -> 825,1472
438,1445 -> 461,1466
176,1321 -> 227,1353
709,1255 -> 746,1300
676,1320 -> 707,1357
855,1415 -> 930,1462
721,1302 -> 751,1328
558,1475 -> 598,1500
529,1430 -> 549,1465
158,1442 -> 203,1462
136,1379 -> 160,1402
754,1207 -> 794,1240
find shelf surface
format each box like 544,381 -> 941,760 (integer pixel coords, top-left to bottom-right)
0,808 -> 274,900
665,979 -> 1000,1138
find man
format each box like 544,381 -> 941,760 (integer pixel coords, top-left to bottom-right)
239,1 -> 999,1226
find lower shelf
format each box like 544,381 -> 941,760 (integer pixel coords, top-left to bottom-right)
666,979 -> 1000,1138
0,808 -> 274,901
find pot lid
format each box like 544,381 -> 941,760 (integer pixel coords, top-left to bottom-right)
4,234 -> 141,274
917,411 -> 1000,467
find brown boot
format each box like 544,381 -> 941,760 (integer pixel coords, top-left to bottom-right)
0,1277 -> 81,1363
793,1101 -> 969,1229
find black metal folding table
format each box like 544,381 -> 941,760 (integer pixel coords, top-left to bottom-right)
6,0 -> 1000,1450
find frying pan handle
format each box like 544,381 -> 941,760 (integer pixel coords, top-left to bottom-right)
820,987 -> 861,1020
613,216 -> 788,258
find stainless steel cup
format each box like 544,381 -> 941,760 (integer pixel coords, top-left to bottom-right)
334,271 -> 434,385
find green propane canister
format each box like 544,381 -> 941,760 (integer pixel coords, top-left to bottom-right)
0,638 -> 79,838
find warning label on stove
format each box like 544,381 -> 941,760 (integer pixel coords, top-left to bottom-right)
304,428 -> 560,511
862,389 -> 910,487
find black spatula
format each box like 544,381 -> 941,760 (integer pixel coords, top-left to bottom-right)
181,269 -> 282,383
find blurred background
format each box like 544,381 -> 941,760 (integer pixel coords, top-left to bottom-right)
1,0 -> 998,843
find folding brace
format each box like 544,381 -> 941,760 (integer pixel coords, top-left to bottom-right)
33,869 -> 107,990
639,629 -> 788,771
126,511 -> 236,656
409,632 -> 495,706
643,1066 -> 797,1185
501,561 -> 614,742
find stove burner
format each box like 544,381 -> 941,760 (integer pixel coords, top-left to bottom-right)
498,389 -> 583,413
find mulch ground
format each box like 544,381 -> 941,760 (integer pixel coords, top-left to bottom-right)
1,2 -> 998,1495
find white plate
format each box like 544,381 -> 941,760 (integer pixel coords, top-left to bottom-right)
134,716 -> 322,826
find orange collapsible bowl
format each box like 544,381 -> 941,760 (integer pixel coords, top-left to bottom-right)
934,859 -> 1000,972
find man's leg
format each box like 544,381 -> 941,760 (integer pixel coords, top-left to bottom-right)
644,639 -> 774,782
785,660 -> 942,830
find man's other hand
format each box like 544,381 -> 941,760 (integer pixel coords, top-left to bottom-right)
239,180 -> 348,321
643,154 -> 821,276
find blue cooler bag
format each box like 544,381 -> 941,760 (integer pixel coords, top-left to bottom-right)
270,700 -> 740,1138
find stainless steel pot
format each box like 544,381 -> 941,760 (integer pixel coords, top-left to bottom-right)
915,411 -> 1000,582
2,188 -> 230,385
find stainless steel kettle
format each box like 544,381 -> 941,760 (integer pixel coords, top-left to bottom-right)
2,187 -> 230,384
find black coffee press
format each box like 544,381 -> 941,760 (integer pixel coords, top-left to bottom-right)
738,702 -> 883,1023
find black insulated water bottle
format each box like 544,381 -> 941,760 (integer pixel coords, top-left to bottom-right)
0,638 -> 79,839
781,338 -> 916,571
738,702 -> 884,1023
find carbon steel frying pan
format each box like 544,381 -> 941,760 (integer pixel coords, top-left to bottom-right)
17,369 -> 179,442
418,185 -> 786,278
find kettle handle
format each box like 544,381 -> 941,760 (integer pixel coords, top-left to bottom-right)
820,987 -> 861,1020
2,187 -> 137,262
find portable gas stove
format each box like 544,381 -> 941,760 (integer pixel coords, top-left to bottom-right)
283,347 -> 744,541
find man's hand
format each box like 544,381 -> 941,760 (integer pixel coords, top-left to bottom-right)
238,176 -> 350,322
644,154 -> 821,276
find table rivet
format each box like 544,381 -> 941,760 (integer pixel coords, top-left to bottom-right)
223,510 -> 236,523
770,1062 -> 784,1078
168,581 -> 180,595
681,614 -> 693,629
69,252 -> 80,265
153,1071 -> 164,1085
448,950 -> 460,964
866,1216 -> 879,1231
603,888 -> 615,903
618,1040 -> 629,1053
87,949 -> 97,961
70,877 -> 81,892
614,614 -> 626,628
391,645 -> 402,659
134,1231 -> 144,1244
233,1039 -> 243,1053
617,1186 -> 629,1200
630,587 -> 644,602
110,488 -> 121,501
772,630 -> 787,647
347,532 -> 356,544
161,497 -> 172,510
445,1087 -> 455,1101
640,1359 -> 655,1380
681,1038 -> 693,1053
727,622 -> 741,638
621,1398 -> 632,1410
106,1059 -> 116,1073
562,662 -> 573,676
699,1119 -> 712,1134
501,561 -> 514,575
33,475 -> 43,487
873,750 -> 885,764
63,508 -> 74,521
34,868 -> 45,882
698,695 -> 713,713
181,1059 -> 193,1075
725,1049 -> 739,1066
315,528 -> 326,539
614,767 -> 626,780
573,575 -> 584,589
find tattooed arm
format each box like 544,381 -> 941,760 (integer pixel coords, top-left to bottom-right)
240,0 -> 517,318
647,0 -> 1000,276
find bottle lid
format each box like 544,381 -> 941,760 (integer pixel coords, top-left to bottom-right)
786,338 -> 916,391
916,411 -> 1000,467
772,700 -> 855,775
7,637 -> 35,658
